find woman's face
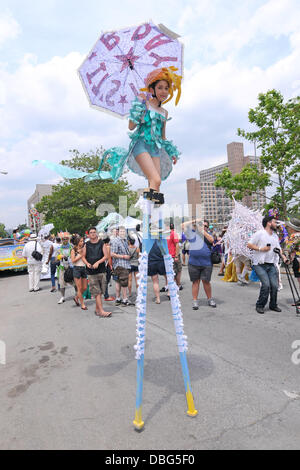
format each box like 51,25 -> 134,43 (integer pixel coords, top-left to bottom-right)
78,238 -> 84,248
150,80 -> 169,102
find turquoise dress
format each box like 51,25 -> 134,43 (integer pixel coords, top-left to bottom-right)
99,97 -> 180,182
32,97 -> 180,183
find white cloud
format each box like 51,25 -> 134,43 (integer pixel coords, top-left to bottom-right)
1,0 -> 300,228
0,10 -> 21,47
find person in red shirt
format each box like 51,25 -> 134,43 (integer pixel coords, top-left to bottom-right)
167,223 -> 183,290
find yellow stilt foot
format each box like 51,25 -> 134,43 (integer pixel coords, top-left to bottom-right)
186,389 -> 198,417
133,408 -> 144,430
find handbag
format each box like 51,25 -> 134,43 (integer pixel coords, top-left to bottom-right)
211,251 -> 221,264
64,266 -> 74,283
32,241 -> 43,261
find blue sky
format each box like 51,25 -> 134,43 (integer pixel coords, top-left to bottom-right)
0,0 -> 299,228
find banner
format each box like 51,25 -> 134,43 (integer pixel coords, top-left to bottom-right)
0,243 -> 27,270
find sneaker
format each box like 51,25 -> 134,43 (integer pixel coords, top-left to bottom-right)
115,298 -> 122,306
29,289 -> 34,292
179,285 -> 183,291
160,286 -> 167,292
192,300 -> 199,310
58,297 -> 65,304
256,307 -> 264,314
121,299 -> 130,306
207,298 -> 216,308
105,296 -> 115,301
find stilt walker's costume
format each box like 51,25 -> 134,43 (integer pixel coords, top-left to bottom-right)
32,67 -> 181,186
32,66 -> 198,430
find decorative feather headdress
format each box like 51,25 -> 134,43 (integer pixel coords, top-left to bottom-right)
140,66 -> 182,105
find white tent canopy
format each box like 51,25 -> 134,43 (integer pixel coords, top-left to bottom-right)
96,214 -> 142,232
123,216 -> 142,229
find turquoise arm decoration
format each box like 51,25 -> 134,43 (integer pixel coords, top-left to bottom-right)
128,97 -> 146,124
162,139 -> 181,159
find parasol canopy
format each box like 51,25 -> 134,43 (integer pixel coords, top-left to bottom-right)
78,21 -> 183,118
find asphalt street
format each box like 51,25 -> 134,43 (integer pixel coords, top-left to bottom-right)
1,265 -> 300,450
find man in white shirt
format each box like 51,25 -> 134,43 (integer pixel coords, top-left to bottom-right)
248,215 -> 287,314
22,233 -> 43,292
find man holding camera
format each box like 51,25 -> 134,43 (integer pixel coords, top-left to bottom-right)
183,218 -> 216,310
247,215 -> 287,314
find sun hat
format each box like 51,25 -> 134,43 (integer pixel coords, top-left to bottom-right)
29,233 -> 38,240
285,216 -> 300,231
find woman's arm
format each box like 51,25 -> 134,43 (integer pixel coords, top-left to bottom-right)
128,120 -> 137,131
47,244 -> 54,264
161,110 -> 168,140
71,248 -> 82,263
128,95 -> 145,131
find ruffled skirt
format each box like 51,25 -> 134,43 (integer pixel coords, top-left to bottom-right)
127,138 -> 173,181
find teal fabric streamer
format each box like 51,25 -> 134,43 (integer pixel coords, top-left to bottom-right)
32,160 -> 89,179
32,97 -> 180,183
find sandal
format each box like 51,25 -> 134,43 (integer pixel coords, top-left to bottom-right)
155,299 -> 161,304
98,311 -> 112,317
81,306 -> 88,310
74,297 -> 80,307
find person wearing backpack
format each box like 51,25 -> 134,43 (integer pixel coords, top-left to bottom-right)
130,224 -> 143,251
128,236 -> 140,301
22,233 -> 43,292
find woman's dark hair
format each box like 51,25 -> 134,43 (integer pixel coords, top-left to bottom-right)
71,235 -> 83,248
103,236 -> 110,244
136,224 -> 141,232
170,223 -> 174,230
149,79 -> 169,107
56,237 -> 61,243
128,236 -> 135,245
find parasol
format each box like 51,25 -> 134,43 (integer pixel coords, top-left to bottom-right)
78,21 -> 183,118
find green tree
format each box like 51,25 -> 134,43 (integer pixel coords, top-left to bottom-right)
215,164 -> 270,201
0,223 -> 7,238
36,148 -> 138,234
237,89 -> 300,218
17,223 -> 28,232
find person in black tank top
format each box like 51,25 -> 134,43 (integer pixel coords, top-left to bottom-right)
82,227 -> 112,317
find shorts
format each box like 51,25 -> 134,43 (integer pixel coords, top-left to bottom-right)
182,249 -> 190,255
132,139 -> 161,158
73,266 -> 87,279
88,273 -> 106,296
113,266 -> 130,287
188,264 -> 213,282
148,260 -> 166,277
130,265 -> 139,273
173,255 -> 182,275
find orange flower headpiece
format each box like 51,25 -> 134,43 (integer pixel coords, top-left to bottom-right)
140,66 -> 182,106
58,232 -> 70,239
